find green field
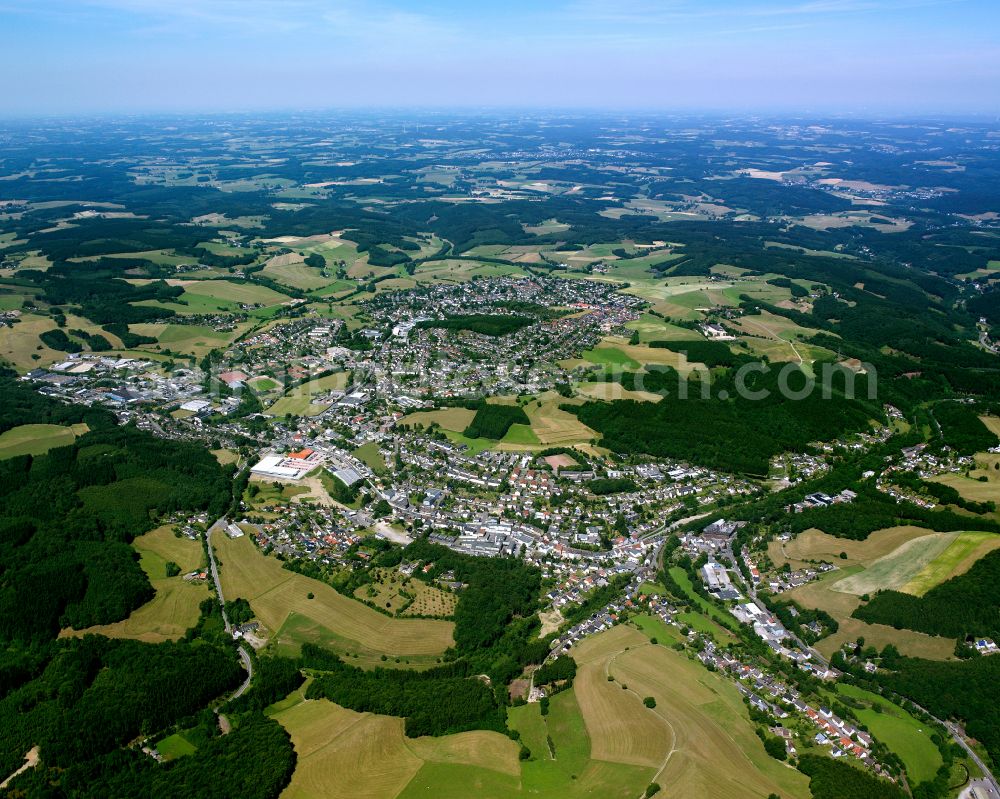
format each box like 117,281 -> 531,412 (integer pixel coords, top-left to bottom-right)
156,732 -> 198,760
500,423 -> 541,446
0,422 -> 87,459
266,396 -> 332,417
901,531 -> 1000,596
581,346 -> 640,369
835,683 -> 943,783
353,441 -> 387,473
630,613 -> 683,644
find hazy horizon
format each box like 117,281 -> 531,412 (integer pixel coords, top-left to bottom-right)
2,0 -> 999,115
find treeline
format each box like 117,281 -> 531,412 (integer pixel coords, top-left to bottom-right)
303,647 -> 505,736
588,477 -> 637,496
0,383 -> 234,642
648,339 -> 753,368
387,538 -> 547,683
853,549 -> 1000,640
21,258 -> 184,326
533,655 -> 577,688
416,313 -> 533,337
797,754 -> 906,799
0,368 -> 115,434
561,574 -> 631,627
837,652 -> 1000,769
893,471 -> 995,514
463,403 -> 530,440
0,636 -> 242,777
778,490 -> 1000,540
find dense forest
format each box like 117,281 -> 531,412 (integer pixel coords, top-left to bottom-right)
570,365 -> 879,475
0,373 -> 296,797
416,314 -> 533,337
304,649 -> 506,736
463,403 -> 531,440
796,754 -> 907,799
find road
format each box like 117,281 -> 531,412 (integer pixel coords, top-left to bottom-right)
949,723 -> 1000,797
206,518 -> 253,703
205,518 -> 231,633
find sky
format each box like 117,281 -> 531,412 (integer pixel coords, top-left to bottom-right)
1,0 -> 998,115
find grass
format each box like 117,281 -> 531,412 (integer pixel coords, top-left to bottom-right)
835,683 -> 943,783
581,346 -> 640,369
266,396 -> 331,417
401,408 -> 476,432
630,614 -> 683,644
61,525 -> 208,643
297,371 -> 350,396
0,422 -> 87,459
668,567 -> 738,636
353,441 -> 387,473
500,423 -> 541,446
212,532 -> 453,664
901,531 -> 1000,596
156,732 -> 197,760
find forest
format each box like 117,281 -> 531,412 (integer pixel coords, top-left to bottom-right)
304,650 -> 506,737
416,313 -> 533,337
463,403 -> 531,440
570,365 -> 879,475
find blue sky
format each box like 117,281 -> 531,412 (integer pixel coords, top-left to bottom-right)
1,0 -> 998,115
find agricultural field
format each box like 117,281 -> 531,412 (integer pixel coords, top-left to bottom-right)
576,382 -> 663,403
786,568 -> 956,661
296,371 -> 351,396
262,255 -> 333,291
572,626 -> 810,799
401,407 -> 476,432
266,396 -> 332,417
523,395 -> 600,449
353,568 -> 457,618
0,312 -> 73,369
131,322 -> 248,358
62,525 -> 208,643
135,279 -> 290,315
271,694 -> 520,799
0,422 -> 87,459
929,468 -> 1000,505
212,532 -> 454,665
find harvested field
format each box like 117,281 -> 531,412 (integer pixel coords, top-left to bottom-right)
401,408 -> 476,432
572,626 -> 810,799
61,525 -> 208,643
213,532 -> 453,662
